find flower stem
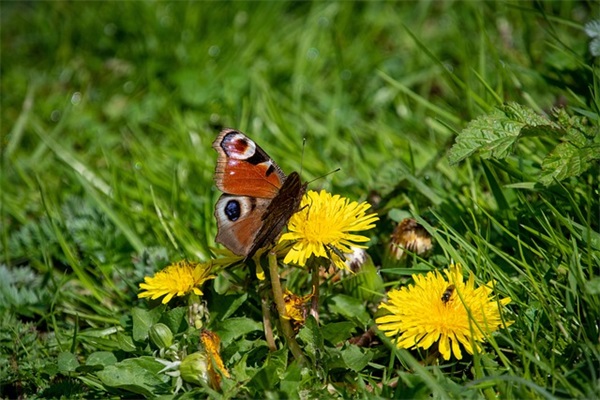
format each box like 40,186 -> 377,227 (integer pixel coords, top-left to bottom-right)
267,250 -> 306,363
309,258 -> 320,324
260,288 -> 277,352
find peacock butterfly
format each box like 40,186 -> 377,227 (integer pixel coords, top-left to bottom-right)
212,129 -> 306,258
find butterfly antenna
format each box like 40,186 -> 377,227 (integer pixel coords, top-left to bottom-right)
300,136 -> 306,176
307,168 -> 341,185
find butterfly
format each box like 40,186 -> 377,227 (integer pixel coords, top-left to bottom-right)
212,129 -> 307,259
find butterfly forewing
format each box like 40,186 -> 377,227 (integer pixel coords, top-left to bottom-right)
213,129 -> 286,199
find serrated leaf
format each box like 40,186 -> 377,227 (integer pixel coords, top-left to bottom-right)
97,356 -> 169,396
584,20 -> 600,38
590,37 -> 600,57
502,102 -> 555,126
539,142 -> 600,186
58,351 -> 80,373
448,103 -> 561,164
247,348 -> 289,390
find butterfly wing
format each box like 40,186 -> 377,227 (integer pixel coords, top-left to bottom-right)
247,172 -> 306,258
213,129 -> 286,199
214,195 -> 270,257
212,129 -> 306,258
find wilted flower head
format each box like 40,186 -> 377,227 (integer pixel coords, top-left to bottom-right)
282,289 -> 313,328
376,264 -> 511,360
280,190 -> 378,270
201,330 -> 230,389
389,218 -> 432,260
138,260 -> 215,304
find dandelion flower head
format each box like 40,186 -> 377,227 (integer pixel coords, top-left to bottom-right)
138,260 -> 215,304
280,190 -> 378,270
376,264 -> 511,360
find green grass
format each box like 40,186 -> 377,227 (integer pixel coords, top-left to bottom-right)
2,1 -> 599,398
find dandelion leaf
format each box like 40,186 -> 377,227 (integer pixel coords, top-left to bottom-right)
132,306 -> 164,342
341,344 -> 373,373
97,357 -> 169,396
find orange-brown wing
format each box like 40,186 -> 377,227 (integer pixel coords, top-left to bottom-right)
213,129 -> 286,199
214,195 -> 269,257
213,173 -> 306,258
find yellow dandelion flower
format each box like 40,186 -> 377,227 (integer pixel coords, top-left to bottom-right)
280,190 -> 378,270
375,264 -> 511,360
138,260 -> 215,304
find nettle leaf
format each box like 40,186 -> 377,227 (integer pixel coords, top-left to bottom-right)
539,141 -> 600,186
539,109 -> 600,186
96,356 -> 169,396
448,102 -> 562,164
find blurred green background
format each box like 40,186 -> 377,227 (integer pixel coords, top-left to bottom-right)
3,1 -> 590,261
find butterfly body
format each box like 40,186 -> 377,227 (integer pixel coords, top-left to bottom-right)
213,129 -> 306,258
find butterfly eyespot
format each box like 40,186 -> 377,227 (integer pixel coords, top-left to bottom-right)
224,200 -> 241,221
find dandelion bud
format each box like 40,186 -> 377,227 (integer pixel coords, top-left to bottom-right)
179,352 -> 209,386
149,323 -> 173,349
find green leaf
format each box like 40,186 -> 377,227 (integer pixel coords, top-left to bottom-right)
328,294 -> 370,327
585,277 -> 600,295
97,356 -> 169,396
539,142 -> 600,185
116,332 -> 137,352
321,322 -> 356,345
160,306 -> 188,334
132,306 -> 163,342
221,293 -> 249,320
215,317 -> 262,345
57,351 -> 80,373
341,258 -> 384,302
297,316 -> 323,362
340,344 -> 372,373
86,351 -> 118,367
247,348 -> 288,390
448,102 -> 560,164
